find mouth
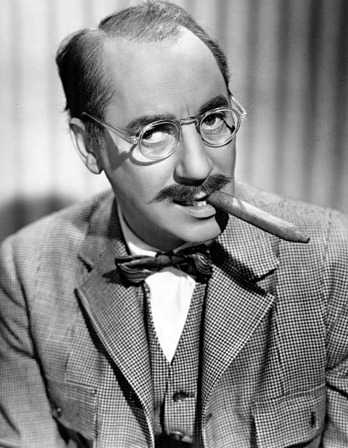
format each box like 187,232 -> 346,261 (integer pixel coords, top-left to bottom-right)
174,193 -> 209,207
174,195 -> 216,218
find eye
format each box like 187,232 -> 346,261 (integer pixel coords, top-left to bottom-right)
201,112 -> 228,133
140,122 -> 178,159
203,113 -> 223,126
142,128 -> 168,143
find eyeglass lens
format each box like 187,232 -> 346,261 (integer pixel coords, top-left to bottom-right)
141,122 -> 178,159
200,109 -> 236,146
140,108 -> 237,160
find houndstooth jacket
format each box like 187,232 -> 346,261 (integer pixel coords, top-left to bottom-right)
0,182 -> 348,448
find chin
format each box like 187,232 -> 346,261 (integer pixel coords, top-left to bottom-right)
177,217 -> 225,246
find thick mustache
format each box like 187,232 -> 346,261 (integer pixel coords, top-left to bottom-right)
153,174 -> 232,203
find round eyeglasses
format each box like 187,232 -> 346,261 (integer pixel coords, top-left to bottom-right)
82,95 -> 247,161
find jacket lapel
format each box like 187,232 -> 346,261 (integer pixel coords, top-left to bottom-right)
75,196 -> 152,417
202,209 -> 280,410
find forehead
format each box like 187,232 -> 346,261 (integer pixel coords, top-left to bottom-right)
103,29 -> 228,123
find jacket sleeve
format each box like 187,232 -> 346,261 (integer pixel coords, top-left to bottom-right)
0,235 -> 67,448
322,210 -> 348,447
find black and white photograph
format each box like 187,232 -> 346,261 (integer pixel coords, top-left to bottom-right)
0,1 -> 347,447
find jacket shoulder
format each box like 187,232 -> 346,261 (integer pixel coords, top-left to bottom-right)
236,183 -> 348,311
0,190 -> 114,284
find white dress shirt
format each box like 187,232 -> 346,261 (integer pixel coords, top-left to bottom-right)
118,208 -> 196,362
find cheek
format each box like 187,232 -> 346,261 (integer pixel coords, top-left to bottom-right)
210,142 -> 236,174
98,134 -> 126,172
110,160 -> 173,206
99,137 -> 164,198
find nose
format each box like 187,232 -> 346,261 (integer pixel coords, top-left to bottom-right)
174,124 -> 213,185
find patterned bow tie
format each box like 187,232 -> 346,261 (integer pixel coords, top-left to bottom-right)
115,245 -> 213,285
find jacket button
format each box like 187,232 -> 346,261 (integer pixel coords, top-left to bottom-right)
173,391 -> 194,402
130,392 -> 142,408
206,412 -> 213,423
170,431 -> 184,441
54,406 -> 62,417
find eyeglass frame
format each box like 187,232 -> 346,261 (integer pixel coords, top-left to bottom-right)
82,94 -> 247,161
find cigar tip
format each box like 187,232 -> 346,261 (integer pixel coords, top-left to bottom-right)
298,234 -> 310,244
289,228 -> 310,244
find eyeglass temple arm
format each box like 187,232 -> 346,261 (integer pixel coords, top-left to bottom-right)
230,95 -> 247,120
82,112 -> 138,145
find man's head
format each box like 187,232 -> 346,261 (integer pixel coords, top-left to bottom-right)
56,1 -> 230,141
57,1 -> 243,251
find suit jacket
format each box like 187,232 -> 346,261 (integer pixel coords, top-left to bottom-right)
0,182 -> 347,448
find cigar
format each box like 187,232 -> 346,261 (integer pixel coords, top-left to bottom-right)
207,191 -> 310,243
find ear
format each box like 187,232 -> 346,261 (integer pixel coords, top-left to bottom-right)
69,118 -> 103,174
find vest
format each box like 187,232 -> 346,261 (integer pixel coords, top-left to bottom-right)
145,282 -> 207,446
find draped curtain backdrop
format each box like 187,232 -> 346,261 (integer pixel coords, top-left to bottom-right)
1,0 -> 347,242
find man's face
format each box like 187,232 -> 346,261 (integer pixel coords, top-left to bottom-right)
98,29 -> 236,251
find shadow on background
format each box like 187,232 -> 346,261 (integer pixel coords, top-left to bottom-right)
0,195 -> 74,244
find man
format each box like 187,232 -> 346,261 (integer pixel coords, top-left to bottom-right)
0,1 -> 347,447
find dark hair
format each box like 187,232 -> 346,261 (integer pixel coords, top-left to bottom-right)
56,0 -> 230,141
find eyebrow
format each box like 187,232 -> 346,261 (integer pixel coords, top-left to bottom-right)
197,94 -> 229,115
126,113 -> 177,134
125,94 -> 229,135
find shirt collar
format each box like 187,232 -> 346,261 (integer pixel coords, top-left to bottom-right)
117,205 -> 157,257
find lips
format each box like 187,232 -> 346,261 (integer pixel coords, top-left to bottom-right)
174,195 -> 216,219
174,193 -> 209,207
